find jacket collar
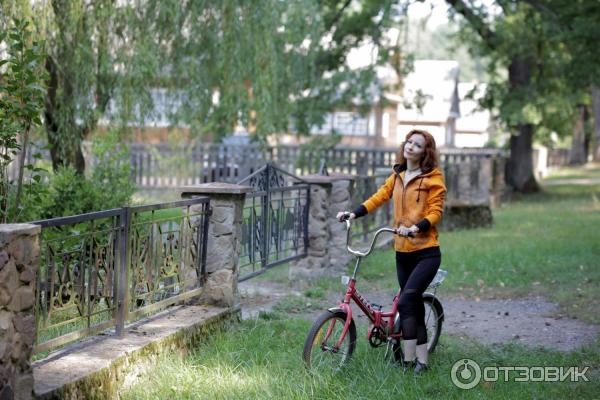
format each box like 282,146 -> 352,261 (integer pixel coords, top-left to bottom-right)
393,163 -> 439,177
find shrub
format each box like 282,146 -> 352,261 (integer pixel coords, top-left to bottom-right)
24,132 -> 134,221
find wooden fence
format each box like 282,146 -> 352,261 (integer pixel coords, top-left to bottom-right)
125,143 -> 506,188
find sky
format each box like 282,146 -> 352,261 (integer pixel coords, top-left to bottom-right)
406,0 -> 451,29
347,0 -> 452,69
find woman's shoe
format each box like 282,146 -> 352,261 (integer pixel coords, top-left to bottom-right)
402,360 -> 415,374
413,359 -> 429,375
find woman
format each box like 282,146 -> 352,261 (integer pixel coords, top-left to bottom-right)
337,129 -> 446,375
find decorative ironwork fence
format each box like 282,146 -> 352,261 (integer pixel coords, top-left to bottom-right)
237,163 -> 310,281
32,197 -> 210,354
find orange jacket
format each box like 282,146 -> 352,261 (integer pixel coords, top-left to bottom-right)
362,165 -> 446,252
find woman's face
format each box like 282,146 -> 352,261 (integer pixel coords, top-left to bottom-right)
403,134 -> 426,162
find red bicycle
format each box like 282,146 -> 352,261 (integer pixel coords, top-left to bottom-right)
302,216 -> 446,373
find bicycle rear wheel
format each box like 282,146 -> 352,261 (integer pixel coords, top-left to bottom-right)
391,294 -> 444,363
303,309 -> 356,373
423,295 -> 443,352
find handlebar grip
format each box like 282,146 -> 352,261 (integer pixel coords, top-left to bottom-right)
339,212 -> 351,222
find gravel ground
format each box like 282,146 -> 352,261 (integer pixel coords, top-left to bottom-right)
239,280 -> 599,352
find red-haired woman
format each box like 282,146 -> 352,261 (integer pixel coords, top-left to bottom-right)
337,129 -> 446,375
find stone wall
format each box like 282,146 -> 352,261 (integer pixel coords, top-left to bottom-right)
441,154 -> 505,230
289,174 -> 355,281
181,183 -> 251,308
0,224 -> 40,400
327,176 -> 355,273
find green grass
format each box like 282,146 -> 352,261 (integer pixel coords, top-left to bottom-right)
271,295 -> 325,314
121,315 -> 600,400
544,163 -> 600,181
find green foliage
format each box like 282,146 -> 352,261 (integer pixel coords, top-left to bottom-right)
39,0 -> 141,173
133,0 -> 400,144
407,20 -> 488,83
451,1 -> 599,139
3,1 -> 411,174
88,131 -> 135,207
23,133 -> 134,220
0,17 -> 47,222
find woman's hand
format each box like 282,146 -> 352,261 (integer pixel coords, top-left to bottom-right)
396,224 -> 419,237
336,211 -> 356,222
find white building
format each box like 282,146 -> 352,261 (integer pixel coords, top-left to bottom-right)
306,59 -> 492,149
396,60 -> 460,147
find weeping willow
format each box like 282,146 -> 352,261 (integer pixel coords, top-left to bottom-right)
3,0 -> 397,171
130,0 -> 326,143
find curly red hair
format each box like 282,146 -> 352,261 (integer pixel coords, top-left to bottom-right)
396,129 -> 439,172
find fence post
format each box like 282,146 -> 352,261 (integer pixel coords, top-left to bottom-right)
115,208 -> 129,336
289,173 -> 355,282
0,224 -> 40,400
181,183 -> 252,307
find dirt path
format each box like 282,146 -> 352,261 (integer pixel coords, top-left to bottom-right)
239,280 -> 599,352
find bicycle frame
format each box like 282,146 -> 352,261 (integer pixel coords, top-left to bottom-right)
325,222 -> 401,352
310,217 -> 447,363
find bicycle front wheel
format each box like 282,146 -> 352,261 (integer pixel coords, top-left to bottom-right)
303,309 -> 356,373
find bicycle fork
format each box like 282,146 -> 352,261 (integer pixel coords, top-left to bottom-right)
321,303 -> 353,353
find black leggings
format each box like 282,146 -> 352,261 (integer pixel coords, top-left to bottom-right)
396,247 -> 441,345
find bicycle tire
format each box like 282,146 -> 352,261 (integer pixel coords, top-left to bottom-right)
303,309 -> 356,373
423,295 -> 444,353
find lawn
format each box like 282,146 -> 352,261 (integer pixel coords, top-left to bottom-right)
122,315 -> 599,400
121,164 -> 600,399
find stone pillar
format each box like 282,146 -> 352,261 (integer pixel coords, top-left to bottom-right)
181,183 -> 252,308
441,156 -> 493,230
289,173 -> 355,282
0,224 -> 40,400
491,154 -> 508,207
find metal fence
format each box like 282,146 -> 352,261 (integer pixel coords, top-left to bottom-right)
32,197 -> 210,354
236,164 -> 310,281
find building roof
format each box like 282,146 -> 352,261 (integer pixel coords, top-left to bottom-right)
455,82 -> 490,133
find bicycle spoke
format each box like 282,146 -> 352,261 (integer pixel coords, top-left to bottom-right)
305,313 -> 354,373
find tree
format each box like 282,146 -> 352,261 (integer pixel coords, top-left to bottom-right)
525,0 -> 600,163
39,0 -> 142,174
5,0 -> 402,171
0,17 -> 47,222
447,0 -> 551,192
134,0 -> 399,144
448,0 -> 600,187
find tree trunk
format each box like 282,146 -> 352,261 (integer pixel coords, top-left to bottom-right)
592,85 -> 600,162
506,57 -> 539,193
569,104 -> 587,165
506,123 -> 538,193
44,56 -> 86,174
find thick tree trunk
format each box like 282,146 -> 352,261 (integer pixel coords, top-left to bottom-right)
569,104 -> 587,165
592,85 -> 600,162
44,56 -> 86,174
506,123 -> 538,193
506,57 -> 539,192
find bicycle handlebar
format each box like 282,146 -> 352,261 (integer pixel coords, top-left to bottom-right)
343,218 -> 397,258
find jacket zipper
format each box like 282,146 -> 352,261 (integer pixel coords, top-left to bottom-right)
399,170 -> 426,227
